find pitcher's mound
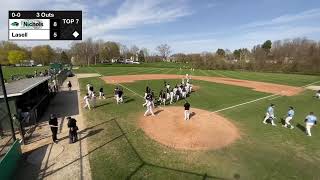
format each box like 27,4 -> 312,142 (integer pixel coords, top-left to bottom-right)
139,106 -> 240,150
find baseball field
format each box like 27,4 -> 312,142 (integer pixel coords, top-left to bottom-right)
74,65 -> 320,179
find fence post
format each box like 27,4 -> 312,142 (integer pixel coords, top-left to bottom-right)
0,65 -> 16,141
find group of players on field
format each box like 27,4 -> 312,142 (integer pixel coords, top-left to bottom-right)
143,75 -> 192,120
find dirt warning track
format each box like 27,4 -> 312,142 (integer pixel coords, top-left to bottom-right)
101,74 -> 303,96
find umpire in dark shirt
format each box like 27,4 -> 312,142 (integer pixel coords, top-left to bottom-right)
49,114 -> 59,143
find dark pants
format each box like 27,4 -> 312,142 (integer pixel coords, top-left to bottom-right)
51,127 -> 58,142
69,129 -> 78,143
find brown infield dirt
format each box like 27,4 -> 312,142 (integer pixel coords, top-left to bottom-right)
102,74 -> 303,96
139,107 -> 240,150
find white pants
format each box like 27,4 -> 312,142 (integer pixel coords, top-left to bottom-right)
117,96 -> 123,104
84,101 -> 91,110
162,98 -> 166,106
306,122 -> 314,136
176,95 -> 180,101
170,96 -> 174,104
182,92 -> 187,98
316,93 -> 320,98
143,100 -> 148,106
263,113 -> 275,125
166,93 -> 170,100
184,110 -> 190,120
99,92 -> 105,99
284,117 -> 293,128
144,106 -> 155,116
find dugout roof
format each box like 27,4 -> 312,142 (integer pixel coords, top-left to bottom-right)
0,77 -> 51,98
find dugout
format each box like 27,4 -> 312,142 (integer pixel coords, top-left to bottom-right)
0,77 -> 51,143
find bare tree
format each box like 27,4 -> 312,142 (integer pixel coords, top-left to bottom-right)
156,44 -> 171,61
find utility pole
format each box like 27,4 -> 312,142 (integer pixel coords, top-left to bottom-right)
0,65 -> 16,141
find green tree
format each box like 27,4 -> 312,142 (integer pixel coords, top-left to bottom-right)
262,40 -> 272,54
233,49 -> 241,59
216,48 -> 226,57
138,50 -> 145,62
60,51 -> 69,63
31,45 -> 54,65
8,50 -> 28,65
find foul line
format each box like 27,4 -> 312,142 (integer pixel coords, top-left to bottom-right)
213,94 -> 278,113
301,80 -> 320,88
268,80 -> 320,100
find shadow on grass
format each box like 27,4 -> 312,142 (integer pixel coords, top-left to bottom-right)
296,123 -> 306,134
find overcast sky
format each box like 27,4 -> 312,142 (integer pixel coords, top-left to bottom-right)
2,0 -> 320,53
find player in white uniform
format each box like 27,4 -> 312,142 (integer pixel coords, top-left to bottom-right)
315,90 -> 320,99
99,88 -> 106,99
144,99 -> 155,116
170,89 -> 174,104
83,93 -> 91,110
305,112 -> 317,136
263,104 -> 276,126
283,106 -> 294,129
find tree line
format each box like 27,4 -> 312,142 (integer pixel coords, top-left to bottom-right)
171,38 -> 320,74
0,41 -> 70,65
0,37 -> 319,74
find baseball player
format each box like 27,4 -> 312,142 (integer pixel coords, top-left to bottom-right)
181,78 -> 185,85
161,90 -> 167,106
143,87 -> 151,106
166,88 -> 170,100
170,89 -> 174,104
116,88 -> 124,104
91,92 -> 97,107
263,104 -> 276,126
144,99 -> 155,116
175,87 -> 181,101
182,86 -> 187,99
86,83 -> 90,93
173,85 -> 178,96
283,106 -> 295,129
67,81 -> 72,91
83,93 -> 91,110
305,112 -> 317,136
315,90 -> 320,99
184,101 -> 191,120
114,86 -> 119,99
99,87 -> 106,99
166,83 -> 170,90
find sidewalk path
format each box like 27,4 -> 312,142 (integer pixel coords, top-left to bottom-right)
15,76 -> 92,180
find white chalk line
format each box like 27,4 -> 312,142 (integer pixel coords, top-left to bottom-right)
213,94 -> 278,113
267,80 -> 320,100
301,80 -> 320,88
93,67 -> 320,114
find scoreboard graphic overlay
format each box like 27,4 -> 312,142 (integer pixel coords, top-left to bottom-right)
9,11 -> 82,40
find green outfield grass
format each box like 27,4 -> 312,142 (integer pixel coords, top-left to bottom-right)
79,75 -> 320,179
2,66 -> 48,80
74,66 -> 320,87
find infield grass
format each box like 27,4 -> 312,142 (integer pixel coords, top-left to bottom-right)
78,74 -> 320,179
74,66 -> 320,87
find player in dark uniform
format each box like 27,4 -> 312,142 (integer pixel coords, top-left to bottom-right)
67,81 -> 72,91
49,114 -> 59,143
67,117 -> 78,143
184,101 -> 191,120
